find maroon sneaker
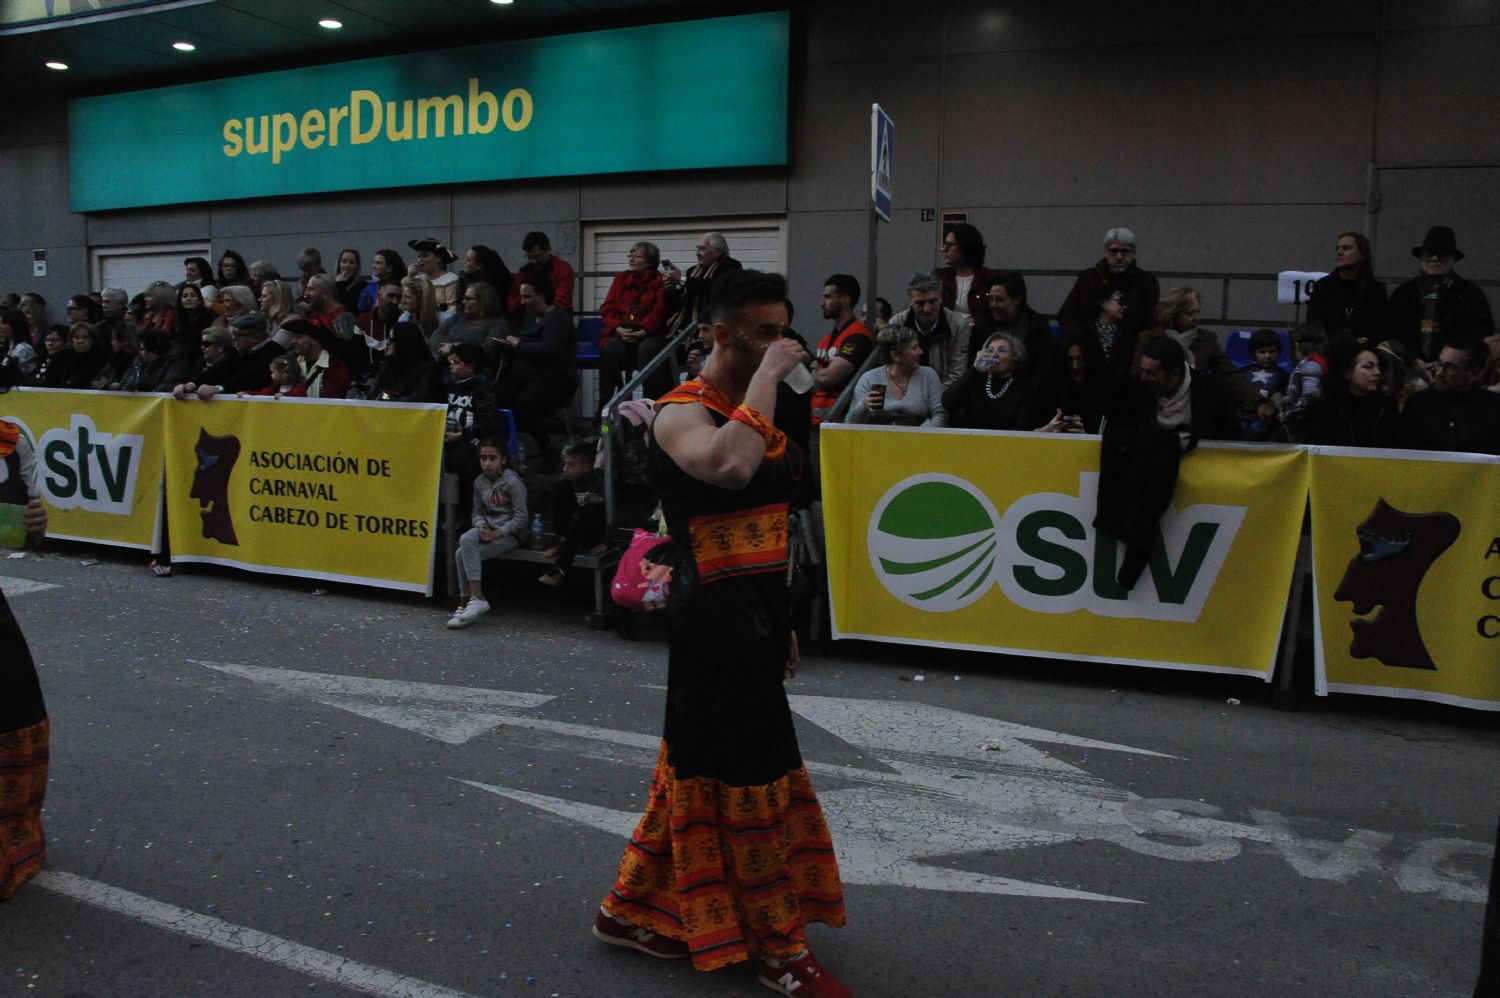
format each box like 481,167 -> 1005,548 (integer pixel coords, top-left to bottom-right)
758,951 -> 853,997
592,909 -> 689,959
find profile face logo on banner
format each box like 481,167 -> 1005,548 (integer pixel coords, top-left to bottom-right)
1333,499 -> 1460,670
869,472 -> 1245,622
190,428 -> 242,546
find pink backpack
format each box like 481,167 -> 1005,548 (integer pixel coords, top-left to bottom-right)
610,527 -> 673,612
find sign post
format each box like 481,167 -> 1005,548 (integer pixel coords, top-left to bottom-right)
868,104 -> 894,333
1277,269 -> 1326,323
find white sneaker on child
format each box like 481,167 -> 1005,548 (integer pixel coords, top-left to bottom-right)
446,598 -> 491,628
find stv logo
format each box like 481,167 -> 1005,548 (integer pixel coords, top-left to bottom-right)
869,472 -> 1244,622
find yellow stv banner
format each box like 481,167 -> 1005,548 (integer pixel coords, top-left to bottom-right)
1309,447 -> 1500,710
0,389 -> 165,550
820,425 -> 1309,676
162,397 -> 445,593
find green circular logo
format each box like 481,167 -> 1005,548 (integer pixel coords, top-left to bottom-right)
868,474 -> 1000,612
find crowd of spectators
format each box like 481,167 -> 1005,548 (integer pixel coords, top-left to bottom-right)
806,222 -> 1499,457
2,221 -> 1496,487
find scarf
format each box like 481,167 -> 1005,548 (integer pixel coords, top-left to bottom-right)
1155,364 -> 1193,450
1419,274 -> 1453,361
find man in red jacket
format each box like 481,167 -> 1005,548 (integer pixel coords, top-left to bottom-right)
506,231 -> 575,321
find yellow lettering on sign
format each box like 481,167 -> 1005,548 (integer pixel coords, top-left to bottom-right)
245,115 -> 269,156
328,105 -> 348,146
222,119 -> 243,157
271,112 -> 297,164
220,77 -> 528,160
502,88 -> 533,132
300,109 -> 326,150
468,78 -> 498,135
386,99 -> 414,142
350,90 -> 382,145
416,95 -> 462,139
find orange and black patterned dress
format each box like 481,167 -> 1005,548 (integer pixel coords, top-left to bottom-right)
0,419 -> 47,899
601,379 -> 845,972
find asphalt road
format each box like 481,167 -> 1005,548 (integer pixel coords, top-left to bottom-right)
1,545 -> 1495,997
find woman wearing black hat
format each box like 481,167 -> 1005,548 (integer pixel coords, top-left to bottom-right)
1384,226 -> 1496,367
408,238 -> 460,313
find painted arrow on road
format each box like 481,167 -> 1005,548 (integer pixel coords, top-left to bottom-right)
191,660 -> 555,745
193,661 -> 1492,904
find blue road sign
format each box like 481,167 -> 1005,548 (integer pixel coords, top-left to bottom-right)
871,104 -> 894,221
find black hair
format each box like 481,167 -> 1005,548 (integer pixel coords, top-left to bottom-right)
0,308 -> 30,342
561,438 -> 597,462
944,223 -> 987,267
874,296 -> 892,320
522,230 -> 551,252
450,342 -> 486,369
466,245 -> 513,295
216,250 -> 249,286
67,294 -> 103,322
1143,336 -> 1187,376
1323,335 -> 1381,394
139,327 -> 173,355
1336,231 -> 1376,284
711,270 -> 790,326
1292,322 -> 1326,350
476,437 -> 508,462
1248,328 -> 1280,354
783,298 -> 796,324
374,249 -> 408,282
1441,335 -> 1487,371
823,273 -> 861,307
184,256 -> 214,282
986,271 -> 1027,304
520,269 -> 555,305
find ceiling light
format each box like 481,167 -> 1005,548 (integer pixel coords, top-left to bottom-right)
45,61 -> 68,71
172,41 -> 196,52
490,0 -> 515,5
318,18 -> 342,29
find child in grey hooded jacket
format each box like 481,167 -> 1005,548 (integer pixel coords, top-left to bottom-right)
447,439 -> 528,628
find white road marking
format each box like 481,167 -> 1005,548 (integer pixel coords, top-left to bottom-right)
191,660 -> 555,744
0,575 -> 60,597
193,661 -> 1493,903
457,778 -> 1138,903
32,870 -> 481,998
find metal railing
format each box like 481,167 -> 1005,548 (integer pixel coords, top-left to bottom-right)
598,322 -> 698,527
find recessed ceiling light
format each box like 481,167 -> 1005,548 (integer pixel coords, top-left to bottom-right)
172,41 -> 196,51
45,61 -> 68,71
318,18 -> 342,29
490,0 -> 515,5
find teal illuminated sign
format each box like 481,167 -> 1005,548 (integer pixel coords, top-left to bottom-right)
68,12 -> 789,212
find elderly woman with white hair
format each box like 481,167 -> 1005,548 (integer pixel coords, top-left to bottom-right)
942,331 -> 1039,430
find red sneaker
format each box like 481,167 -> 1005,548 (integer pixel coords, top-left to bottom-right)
758,951 -> 853,997
592,909 -> 689,959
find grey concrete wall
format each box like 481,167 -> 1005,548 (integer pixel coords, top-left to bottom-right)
2,1 -> 1496,333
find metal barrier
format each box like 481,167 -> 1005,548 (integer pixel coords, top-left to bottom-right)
599,323 -> 699,527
